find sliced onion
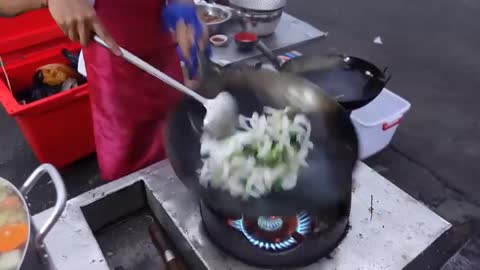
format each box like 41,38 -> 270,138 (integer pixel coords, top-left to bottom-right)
199,107 -> 313,199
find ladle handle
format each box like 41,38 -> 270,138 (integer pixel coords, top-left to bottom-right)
93,35 -> 207,104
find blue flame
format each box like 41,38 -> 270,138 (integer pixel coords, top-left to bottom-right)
257,216 -> 284,231
231,212 -> 311,251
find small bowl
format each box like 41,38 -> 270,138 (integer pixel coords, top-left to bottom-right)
209,34 -> 229,47
234,32 -> 258,51
196,3 -> 232,35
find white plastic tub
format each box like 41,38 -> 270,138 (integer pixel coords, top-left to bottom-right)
351,89 -> 411,160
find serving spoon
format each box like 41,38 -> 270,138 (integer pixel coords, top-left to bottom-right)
93,35 -> 238,139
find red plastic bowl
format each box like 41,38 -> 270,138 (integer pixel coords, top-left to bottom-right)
234,32 -> 258,51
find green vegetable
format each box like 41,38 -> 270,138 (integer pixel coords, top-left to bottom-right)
272,179 -> 284,192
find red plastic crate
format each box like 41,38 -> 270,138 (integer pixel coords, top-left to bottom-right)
0,9 -> 95,168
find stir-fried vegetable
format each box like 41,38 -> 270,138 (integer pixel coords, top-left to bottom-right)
199,107 -> 313,199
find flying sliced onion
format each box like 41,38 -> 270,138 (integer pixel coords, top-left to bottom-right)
199,107 -> 314,200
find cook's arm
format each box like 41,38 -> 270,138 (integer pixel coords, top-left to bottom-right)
0,0 -> 46,17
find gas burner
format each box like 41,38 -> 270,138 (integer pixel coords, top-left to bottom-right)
200,201 -> 350,268
230,212 -> 312,251
257,216 -> 283,231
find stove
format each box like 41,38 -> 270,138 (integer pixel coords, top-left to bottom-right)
31,161 -> 451,270
200,200 -> 350,268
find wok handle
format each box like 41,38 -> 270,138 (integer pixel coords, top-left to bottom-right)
383,66 -> 392,84
20,164 -> 67,253
255,40 -> 283,70
385,74 -> 392,84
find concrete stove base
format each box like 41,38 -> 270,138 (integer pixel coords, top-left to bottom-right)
33,161 -> 451,270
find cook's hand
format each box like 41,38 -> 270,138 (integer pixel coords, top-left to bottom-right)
47,0 -> 121,55
175,19 -> 209,63
163,4 -> 209,62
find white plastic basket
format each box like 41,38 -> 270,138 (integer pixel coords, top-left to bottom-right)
351,89 -> 411,160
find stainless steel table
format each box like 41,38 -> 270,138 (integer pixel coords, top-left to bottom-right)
210,13 -> 328,65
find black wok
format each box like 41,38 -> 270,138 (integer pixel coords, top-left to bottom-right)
255,41 -> 391,110
165,69 -> 358,217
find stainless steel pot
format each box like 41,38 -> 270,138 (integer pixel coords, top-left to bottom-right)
196,3 -> 233,35
236,9 -> 283,36
0,164 -> 67,270
229,0 -> 286,36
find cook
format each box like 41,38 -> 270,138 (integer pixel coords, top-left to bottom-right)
0,0 -> 209,181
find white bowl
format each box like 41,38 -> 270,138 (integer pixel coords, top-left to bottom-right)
209,34 -> 229,47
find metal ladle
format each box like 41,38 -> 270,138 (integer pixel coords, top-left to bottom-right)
93,36 -> 238,139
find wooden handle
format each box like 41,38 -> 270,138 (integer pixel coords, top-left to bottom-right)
148,224 -> 188,270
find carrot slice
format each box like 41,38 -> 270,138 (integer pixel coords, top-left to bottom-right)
0,223 -> 28,252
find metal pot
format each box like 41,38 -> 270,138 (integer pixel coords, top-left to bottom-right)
0,164 -> 67,270
196,3 -> 233,35
235,9 -> 283,36
229,0 -> 286,36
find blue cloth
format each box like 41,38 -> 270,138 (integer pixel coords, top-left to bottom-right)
163,3 -> 212,79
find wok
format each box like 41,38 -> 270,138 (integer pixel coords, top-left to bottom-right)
165,69 -> 358,217
0,164 -> 67,270
255,41 -> 391,110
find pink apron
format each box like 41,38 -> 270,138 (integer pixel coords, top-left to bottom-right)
83,0 -> 183,181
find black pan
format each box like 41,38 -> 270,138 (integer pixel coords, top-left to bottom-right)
165,69 -> 358,217
255,41 -> 391,111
